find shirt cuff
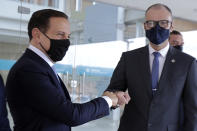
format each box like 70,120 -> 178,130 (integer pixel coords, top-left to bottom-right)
102,96 -> 112,108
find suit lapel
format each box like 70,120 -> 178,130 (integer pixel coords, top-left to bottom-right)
154,46 -> 174,97
58,76 -> 71,100
139,46 -> 153,99
48,67 -> 61,87
48,66 -> 71,100
25,49 -> 71,100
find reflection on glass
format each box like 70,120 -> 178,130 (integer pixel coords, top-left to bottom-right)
13,0 -> 59,7
182,31 -> 197,58
58,39 -> 146,103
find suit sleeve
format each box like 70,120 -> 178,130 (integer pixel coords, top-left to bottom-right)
0,75 -> 11,131
107,52 -> 127,92
16,70 -> 109,127
183,60 -> 197,131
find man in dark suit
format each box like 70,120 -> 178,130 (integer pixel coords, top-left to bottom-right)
169,30 -> 184,51
107,3 -> 197,131
0,74 -> 11,131
6,9 -> 118,131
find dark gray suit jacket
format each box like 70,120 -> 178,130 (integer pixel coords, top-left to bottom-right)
107,45 -> 197,131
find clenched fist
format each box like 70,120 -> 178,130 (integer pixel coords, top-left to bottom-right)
115,91 -> 130,105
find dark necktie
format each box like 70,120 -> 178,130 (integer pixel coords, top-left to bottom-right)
151,52 -> 160,95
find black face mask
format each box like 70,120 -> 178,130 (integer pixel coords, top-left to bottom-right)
146,24 -> 170,45
173,45 -> 183,52
41,33 -> 70,62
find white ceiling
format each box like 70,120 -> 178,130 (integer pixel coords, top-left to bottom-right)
91,0 -> 197,22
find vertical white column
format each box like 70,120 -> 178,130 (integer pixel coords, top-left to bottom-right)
116,7 -> 125,41
135,21 -> 144,38
75,0 -> 82,12
58,0 -> 65,11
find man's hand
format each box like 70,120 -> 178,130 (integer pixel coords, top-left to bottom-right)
103,91 -> 118,107
115,91 -> 130,105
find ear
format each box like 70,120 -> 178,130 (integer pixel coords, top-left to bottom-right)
32,28 -> 41,40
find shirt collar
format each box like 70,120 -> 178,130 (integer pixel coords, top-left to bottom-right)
28,44 -> 54,67
149,43 -> 169,57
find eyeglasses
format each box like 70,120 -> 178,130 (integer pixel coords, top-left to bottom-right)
144,20 -> 172,29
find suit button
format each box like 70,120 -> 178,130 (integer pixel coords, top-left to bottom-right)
148,123 -> 152,127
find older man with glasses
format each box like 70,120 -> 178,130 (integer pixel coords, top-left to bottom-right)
106,3 -> 197,131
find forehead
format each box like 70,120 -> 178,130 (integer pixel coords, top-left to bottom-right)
47,17 -> 70,34
170,34 -> 183,40
145,7 -> 172,21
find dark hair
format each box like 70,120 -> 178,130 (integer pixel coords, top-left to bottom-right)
170,30 -> 182,36
28,9 -> 68,40
145,3 -> 172,16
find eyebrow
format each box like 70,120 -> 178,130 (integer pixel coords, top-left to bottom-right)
56,31 -> 71,35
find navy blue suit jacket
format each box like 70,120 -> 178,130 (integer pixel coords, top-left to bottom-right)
0,74 -> 11,131
107,46 -> 197,131
6,49 -> 109,131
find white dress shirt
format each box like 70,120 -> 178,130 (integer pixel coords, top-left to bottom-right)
149,43 -> 170,80
28,44 -> 112,108
28,44 -> 54,67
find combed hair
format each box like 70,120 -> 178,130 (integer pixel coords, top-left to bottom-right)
170,30 -> 182,36
28,9 -> 68,40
